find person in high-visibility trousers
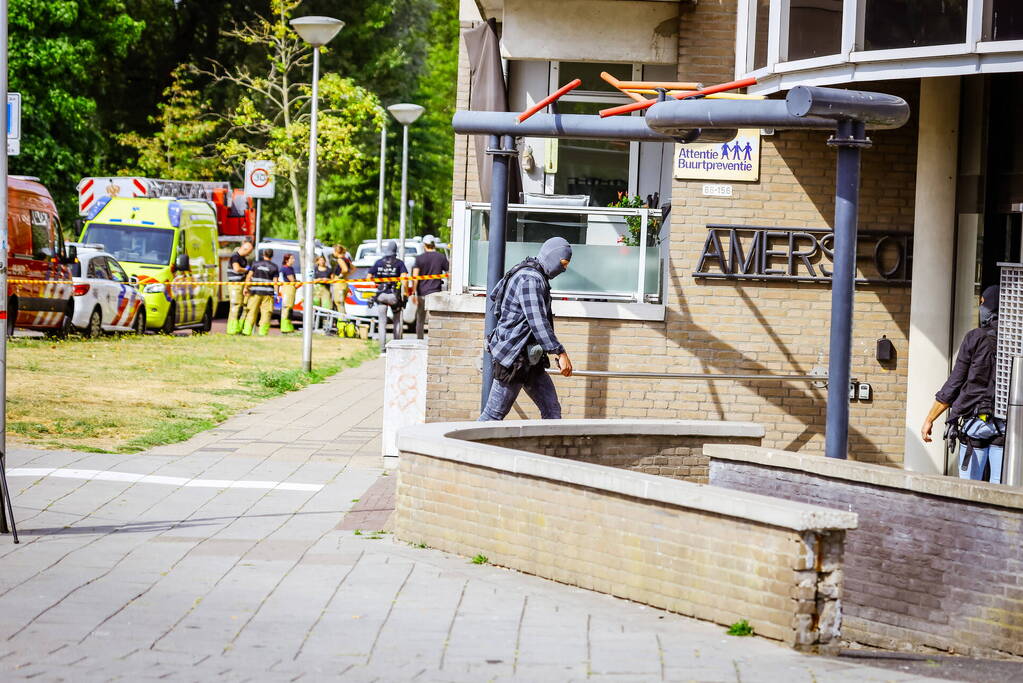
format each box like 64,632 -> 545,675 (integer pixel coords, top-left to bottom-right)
242,248 -> 280,336
331,244 -> 353,334
225,237 -> 254,335
312,255 -> 332,309
279,252 -> 298,334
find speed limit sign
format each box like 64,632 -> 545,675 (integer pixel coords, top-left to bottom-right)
244,160 -> 276,199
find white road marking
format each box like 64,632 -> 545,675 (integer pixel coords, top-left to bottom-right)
6,468 -> 323,492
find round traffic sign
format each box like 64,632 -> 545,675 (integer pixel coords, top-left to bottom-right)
249,167 -> 271,188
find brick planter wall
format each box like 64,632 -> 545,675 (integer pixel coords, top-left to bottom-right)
395,421 -> 857,650
705,445 -> 1023,659
478,433 -> 761,483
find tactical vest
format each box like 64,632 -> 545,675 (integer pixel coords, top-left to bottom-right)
374,256 -> 403,294
249,260 -> 276,296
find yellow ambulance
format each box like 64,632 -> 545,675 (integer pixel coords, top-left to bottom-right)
79,196 -> 218,333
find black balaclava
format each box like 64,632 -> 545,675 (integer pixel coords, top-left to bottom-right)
536,237 -> 572,279
980,285 -> 999,326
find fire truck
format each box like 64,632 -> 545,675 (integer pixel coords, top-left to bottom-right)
76,177 -> 255,309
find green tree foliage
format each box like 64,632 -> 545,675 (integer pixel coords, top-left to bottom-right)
9,0 -> 145,217
205,0 -> 383,243
117,66 -> 221,180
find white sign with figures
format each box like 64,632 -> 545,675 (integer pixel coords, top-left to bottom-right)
244,160 -> 275,198
674,129 -> 760,182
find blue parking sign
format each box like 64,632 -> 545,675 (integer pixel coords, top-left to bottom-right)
7,93 -> 20,156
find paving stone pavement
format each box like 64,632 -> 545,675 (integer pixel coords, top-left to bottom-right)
0,357 -> 961,682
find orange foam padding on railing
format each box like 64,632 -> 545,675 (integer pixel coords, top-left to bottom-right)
599,77 -> 759,118
517,79 -> 583,123
600,71 -> 649,104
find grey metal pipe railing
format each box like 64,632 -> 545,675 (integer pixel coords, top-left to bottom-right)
452,111 -> 677,142
546,369 -> 837,383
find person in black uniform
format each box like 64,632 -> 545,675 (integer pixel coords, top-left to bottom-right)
226,237 -> 254,335
368,240 -> 407,352
242,248 -> 280,336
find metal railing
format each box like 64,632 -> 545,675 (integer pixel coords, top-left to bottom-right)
546,368 -> 835,383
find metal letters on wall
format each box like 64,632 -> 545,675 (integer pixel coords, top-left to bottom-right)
693,224 -> 912,286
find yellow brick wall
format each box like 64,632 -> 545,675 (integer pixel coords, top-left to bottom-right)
439,2 -> 918,465
395,450 -> 844,647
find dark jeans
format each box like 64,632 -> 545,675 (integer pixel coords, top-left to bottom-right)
478,369 -> 562,421
415,292 -> 435,339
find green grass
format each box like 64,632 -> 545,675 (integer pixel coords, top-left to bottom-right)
7,333 -> 377,453
471,554 -> 489,565
726,619 -> 754,636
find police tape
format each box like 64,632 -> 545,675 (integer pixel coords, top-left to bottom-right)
5,274 -> 451,286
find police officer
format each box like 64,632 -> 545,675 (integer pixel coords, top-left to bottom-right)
369,240 -> 407,352
242,248 -> 280,336
225,237 -> 254,335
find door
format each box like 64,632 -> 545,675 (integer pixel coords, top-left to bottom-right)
86,256 -> 117,326
105,257 -> 139,329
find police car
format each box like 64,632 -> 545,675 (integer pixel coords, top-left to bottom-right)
68,243 -> 146,336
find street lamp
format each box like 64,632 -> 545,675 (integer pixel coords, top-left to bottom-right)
387,103 -> 424,259
376,117 -> 386,253
290,15 -> 344,373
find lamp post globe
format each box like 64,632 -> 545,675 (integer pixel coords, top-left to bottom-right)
387,103 -> 425,126
291,14 -> 343,372
387,103 -> 425,261
289,16 -> 344,47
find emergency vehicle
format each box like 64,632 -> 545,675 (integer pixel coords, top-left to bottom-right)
6,176 -> 75,336
79,196 -> 219,333
68,243 -> 145,336
77,177 -> 254,309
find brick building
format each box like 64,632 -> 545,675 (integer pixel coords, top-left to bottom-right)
427,0 -> 1023,475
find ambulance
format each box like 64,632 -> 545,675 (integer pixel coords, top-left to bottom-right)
79,195 -> 219,333
6,176 -> 75,336
77,177 -> 254,310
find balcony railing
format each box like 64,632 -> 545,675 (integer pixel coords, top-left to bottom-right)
450,201 -> 665,304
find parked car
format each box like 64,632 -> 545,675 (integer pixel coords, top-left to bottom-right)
68,244 -> 146,336
6,176 -> 75,337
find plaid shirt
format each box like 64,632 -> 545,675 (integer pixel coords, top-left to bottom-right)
488,265 -> 564,368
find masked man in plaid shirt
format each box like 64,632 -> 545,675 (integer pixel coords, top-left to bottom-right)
479,237 -> 574,421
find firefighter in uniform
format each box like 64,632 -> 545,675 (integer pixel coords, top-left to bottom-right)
279,252 -> 298,334
369,240 -> 408,352
225,237 -> 254,335
242,248 -> 280,336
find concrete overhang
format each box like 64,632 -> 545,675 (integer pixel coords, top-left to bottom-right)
476,0 -> 681,65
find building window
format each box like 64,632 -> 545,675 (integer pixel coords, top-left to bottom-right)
991,0 -> 1023,41
863,0 -> 967,50
786,0 -> 842,61
752,0 -> 771,70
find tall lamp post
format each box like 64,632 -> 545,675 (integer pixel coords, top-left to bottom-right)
376,118 -> 386,253
290,15 -> 344,373
387,104 -> 424,258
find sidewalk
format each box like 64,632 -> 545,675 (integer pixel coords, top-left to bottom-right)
0,356 -> 974,681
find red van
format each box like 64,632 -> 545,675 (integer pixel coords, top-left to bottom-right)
6,176 -> 74,335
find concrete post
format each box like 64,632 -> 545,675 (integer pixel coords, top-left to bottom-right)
904,76 -> 961,474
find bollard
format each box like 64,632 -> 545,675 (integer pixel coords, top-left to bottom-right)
1004,356 -> 1023,487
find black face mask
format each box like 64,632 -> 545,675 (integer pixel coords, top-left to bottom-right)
980,304 -> 996,326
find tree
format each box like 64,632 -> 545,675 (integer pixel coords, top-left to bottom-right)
9,0 -> 145,218
117,65 -> 223,180
203,0 -> 383,243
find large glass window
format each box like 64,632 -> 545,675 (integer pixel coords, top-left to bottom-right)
556,62 -> 630,93
787,0 -> 842,61
991,0 -> 1023,41
863,0 -> 967,50
553,100 -> 631,207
